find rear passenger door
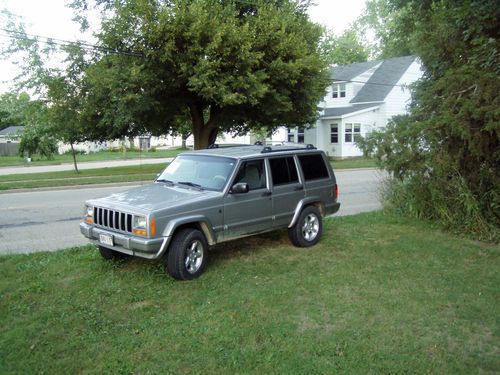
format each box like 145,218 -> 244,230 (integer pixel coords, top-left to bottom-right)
297,153 -> 334,207
268,156 -> 305,227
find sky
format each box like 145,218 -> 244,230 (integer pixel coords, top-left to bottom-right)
0,0 -> 368,93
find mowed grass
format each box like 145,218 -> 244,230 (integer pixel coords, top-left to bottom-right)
0,164 -> 166,190
331,157 -> 377,169
0,148 -> 184,167
1,212 -> 498,374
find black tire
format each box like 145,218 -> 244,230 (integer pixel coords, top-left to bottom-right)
288,205 -> 323,247
166,228 -> 208,280
98,245 -> 130,260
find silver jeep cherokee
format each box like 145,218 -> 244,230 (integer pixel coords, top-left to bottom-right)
80,144 -> 340,280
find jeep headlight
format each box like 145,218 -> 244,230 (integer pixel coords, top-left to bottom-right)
85,205 -> 94,217
83,205 -> 94,224
133,215 -> 147,228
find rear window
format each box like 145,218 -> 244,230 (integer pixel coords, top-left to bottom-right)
270,157 -> 299,185
298,154 -> 329,181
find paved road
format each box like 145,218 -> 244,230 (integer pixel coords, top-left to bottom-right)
0,157 -> 173,175
0,169 -> 383,255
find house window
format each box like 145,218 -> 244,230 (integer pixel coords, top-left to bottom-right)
332,83 -> 346,98
345,123 -> 361,143
353,124 -> 361,142
287,128 -> 295,142
330,124 -> 338,143
297,127 -> 305,143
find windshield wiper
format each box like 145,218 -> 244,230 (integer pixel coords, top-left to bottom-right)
177,181 -> 204,190
156,179 -> 174,185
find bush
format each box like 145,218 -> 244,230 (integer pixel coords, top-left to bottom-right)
359,115 -> 499,242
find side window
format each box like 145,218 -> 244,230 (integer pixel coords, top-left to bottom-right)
298,154 -> 329,181
270,157 -> 299,186
234,159 -> 266,190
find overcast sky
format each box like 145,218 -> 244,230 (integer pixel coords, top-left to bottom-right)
0,0 -> 367,93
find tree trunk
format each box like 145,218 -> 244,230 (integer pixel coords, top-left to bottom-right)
70,143 -> 79,173
189,102 -> 219,150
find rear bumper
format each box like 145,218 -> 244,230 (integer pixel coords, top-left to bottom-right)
80,222 -> 170,259
326,202 -> 341,216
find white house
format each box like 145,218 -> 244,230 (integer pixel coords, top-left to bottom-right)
286,55 -> 423,157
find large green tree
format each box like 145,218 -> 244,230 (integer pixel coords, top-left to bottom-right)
359,0 -> 500,241
77,0 -> 329,149
321,28 -> 370,65
355,0 -> 413,58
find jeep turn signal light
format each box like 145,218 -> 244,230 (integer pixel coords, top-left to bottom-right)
84,217 -> 93,224
333,184 -> 339,199
150,217 -> 156,236
133,229 -> 147,236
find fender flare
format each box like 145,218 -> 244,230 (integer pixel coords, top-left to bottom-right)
288,197 -> 325,228
162,215 -> 217,245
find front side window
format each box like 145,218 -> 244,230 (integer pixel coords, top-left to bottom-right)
156,155 -> 236,191
298,154 -> 329,181
270,157 -> 299,186
332,83 -> 346,98
330,124 -> 338,143
234,159 -> 266,191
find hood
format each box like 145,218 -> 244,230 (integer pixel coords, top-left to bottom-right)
89,183 -> 218,213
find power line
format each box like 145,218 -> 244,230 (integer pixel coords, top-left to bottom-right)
0,28 -> 143,57
1,28 -> 415,89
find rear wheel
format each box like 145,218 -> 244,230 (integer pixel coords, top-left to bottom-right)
166,228 -> 208,280
288,205 -> 323,247
98,245 -> 130,260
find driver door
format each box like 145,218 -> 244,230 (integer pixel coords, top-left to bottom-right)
222,158 -> 273,240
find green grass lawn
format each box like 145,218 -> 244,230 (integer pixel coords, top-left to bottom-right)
331,157 -> 377,169
0,164 -> 165,190
0,148 -> 184,167
1,212 -> 498,374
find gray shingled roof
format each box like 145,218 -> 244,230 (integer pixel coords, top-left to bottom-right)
350,56 -> 417,103
322,104 -> 380,118
0,126 -> 24,136
329,60 -> 380,81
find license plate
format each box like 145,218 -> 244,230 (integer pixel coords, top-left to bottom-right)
99,234 -> 114,246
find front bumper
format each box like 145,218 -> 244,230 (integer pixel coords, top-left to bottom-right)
80,222 -> 170,259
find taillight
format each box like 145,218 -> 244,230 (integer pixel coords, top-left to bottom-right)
333,184 -> 339,199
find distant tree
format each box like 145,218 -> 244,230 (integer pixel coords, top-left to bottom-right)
45,44 -> 91,172
321,28 -> 370,66
0,92 -> 35,130
19,122 -> 57,160
76,0 -> 329,149
358,0 -> 500,241
1,13 -> 91,171
355,0 -> 413,58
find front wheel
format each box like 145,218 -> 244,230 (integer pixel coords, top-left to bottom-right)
288,206 -> 323,247
166,228 -> 208,280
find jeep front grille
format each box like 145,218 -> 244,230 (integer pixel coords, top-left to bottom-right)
94,207 -> 133,233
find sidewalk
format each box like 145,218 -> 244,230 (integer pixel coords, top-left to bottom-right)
0,157 -> 173,176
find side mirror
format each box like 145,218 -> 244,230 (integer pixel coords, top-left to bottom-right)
230,182 -> 249,194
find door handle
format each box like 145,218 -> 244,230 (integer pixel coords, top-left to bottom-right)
294,186 -> 304,191
261,191 -> 272,197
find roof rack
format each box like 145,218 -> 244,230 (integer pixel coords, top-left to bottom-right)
207,143 -> 251,149
260,143 -> 316,153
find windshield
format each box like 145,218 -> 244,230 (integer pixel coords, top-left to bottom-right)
156,155 -> 236,191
